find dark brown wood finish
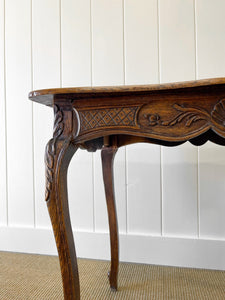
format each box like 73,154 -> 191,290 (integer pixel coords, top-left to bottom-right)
101,136 -> 119,291
45,105 -> 80,300
29,78 -> 225,300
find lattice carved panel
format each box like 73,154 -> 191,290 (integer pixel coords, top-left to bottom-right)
79,106 -> 138,132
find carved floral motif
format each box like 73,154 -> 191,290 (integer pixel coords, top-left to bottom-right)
144,104 -> 210,127
45,105 -> 64,201
143,99 -> 225,129
145,114 -> 160,126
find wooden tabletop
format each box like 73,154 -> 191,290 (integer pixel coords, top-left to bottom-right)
29,77 -> 225,106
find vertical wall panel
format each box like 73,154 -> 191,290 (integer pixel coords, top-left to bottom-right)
198,144 -> 225,238
196,0 -> 225,79
32,0 -> 61,89
196,0 -> 225,238
127,144 -> 161,234
124,0 -> 161,235
124,0 -> 158,84
61,0 -> 91,87
92,0 -> 126,233
5,0 -> 34,226
159,0 -> 196,83
0,0 -> 7,225
159,0 -> 198,237
91,0 -> 124,85
32,0 -> 60,228
93,152 -> 106,232
61,0 -> 93,231
68,150 -> 93,231
162,144 -> 198,236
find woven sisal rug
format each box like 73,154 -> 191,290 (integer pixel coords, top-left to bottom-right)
0,252 -> 224,299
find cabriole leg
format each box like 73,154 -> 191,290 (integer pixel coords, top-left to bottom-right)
45,138 -> 80,300
101,146 -> 119,291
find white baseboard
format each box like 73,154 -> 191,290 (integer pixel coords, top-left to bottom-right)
0,226 -> 224,270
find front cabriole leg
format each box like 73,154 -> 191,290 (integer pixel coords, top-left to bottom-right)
45,105 -> 80,300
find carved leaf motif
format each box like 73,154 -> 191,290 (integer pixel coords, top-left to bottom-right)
162,104 -> 209,127
53,105 -> 64,138
145,104 -> 210,128
45,139 -> 54,201
45,105 -> 64,202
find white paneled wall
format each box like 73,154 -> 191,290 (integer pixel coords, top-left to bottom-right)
196,0 -> 225,240
32,0 -> 59,228
124,0 -> 159,84
0,0 -> 224,270
0,0 -> 7,227
5,0 -> 34,227
159,0 -> 197,238
61,0 -> 92,87
125,0 -> 161,237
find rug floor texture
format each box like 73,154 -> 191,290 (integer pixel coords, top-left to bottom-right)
0,251 -> 224,299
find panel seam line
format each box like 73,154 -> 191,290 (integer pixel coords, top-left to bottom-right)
31,0 -> 36,228
3,0 -> 9,226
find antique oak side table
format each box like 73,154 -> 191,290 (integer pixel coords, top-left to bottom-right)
29,78 -> 225,300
